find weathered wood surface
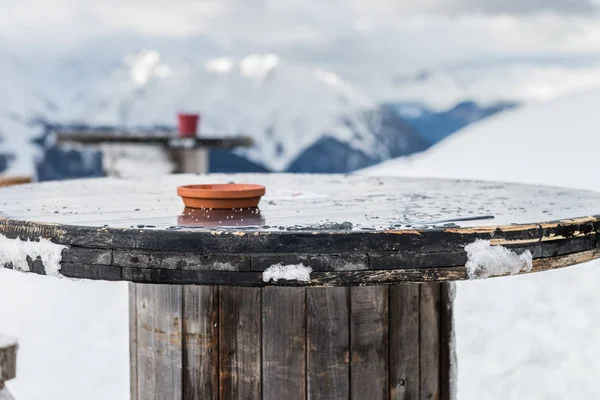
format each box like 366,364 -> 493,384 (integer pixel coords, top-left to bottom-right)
0,335 -> 17,390
182,286 -> 219,400
262,287 -> 306,400
219,287 -> 262,399
129,283 -> 455,399
350,286 -> 389,400
1,174 -> 600,284
389,284 -> 420,399
420,283 -> 441,400
307,287 -> 349,399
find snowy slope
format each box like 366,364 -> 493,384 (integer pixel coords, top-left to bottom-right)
394,100 -> 518,145
362,88 -> 600,399
362,88 -> 600,189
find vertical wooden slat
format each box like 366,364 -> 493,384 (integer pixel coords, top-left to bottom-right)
307,287 -> 350,399
420,283 -> 440,400
154,284 -> 183,400
129,283 -> 138,400
219,287 -> 262,399
262,287 -> 306,400
183,286 -> 219,400
136,284 -> 156,399
439,283 -> 457,400
389,284 -> 420,400
350,286 -> 389,400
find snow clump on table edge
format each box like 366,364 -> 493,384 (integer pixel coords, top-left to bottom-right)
465,239 -> 532,279
0,234 -> 68,278
262,263 -> 313,282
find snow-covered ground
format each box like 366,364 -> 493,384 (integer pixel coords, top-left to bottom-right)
2,88 -> 599,399
363,88 -> 600,399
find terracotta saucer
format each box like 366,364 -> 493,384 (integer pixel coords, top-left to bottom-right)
177,183 -> 266,209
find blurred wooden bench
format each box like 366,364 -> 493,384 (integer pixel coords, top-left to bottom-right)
0,176 -> 31,188
0,336 -> 17,400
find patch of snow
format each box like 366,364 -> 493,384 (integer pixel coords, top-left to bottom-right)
0,334 -> 17,349
0,386 -> 15,400
262,263 -> 312,282
464,240 -> 532,279
212,262 -> 237,271
205,57 -> 234,74
360,88 -> 600,190
0,235 -> 68,277
240,54 -> 279,79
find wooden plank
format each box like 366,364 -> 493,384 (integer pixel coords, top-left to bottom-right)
350,286 -> 389,400
135,284 -> 156,399
389,284 -> 420,400
307,287 -> 350,399
0,335 -> 17,386
129,283 -> 138,400
262,287 -> 306,400
420,283 -> 441,400
153,284 -> 183,400
182,285 -> 219,400
219,287 -> 262,399
439,283 -> 457,400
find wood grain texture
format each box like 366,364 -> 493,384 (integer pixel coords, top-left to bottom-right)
135,284 -> 156,399
307,287 -> 350,399
182,286 -> 219,400
128,283 -> 138,400
262,287 -> 306,400
219,287 -> 262,399
419,283 -> 441,400
439,283 -> 457,400
389,284 -> 420,400
153,285 -> 183,400
350,286 -> 389,400
127,282 -> 456,400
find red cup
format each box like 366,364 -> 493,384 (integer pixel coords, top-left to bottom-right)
177,113 -> 200,137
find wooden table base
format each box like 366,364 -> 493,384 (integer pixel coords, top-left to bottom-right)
129,283 -> 455,400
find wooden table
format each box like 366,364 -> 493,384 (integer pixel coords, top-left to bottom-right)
55,131 -> 253,174
0,335 -> 17,400
1,174 -> 599,400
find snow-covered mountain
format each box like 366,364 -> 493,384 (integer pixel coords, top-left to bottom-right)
394,100 -> 519,145
0,50 -> 527,177
0,51 -> 434,175
53,52 -> 427,172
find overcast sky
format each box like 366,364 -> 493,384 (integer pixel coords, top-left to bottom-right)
2,0 -> 600,106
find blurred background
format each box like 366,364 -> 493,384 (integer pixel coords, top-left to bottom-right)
2,0 -> 600,399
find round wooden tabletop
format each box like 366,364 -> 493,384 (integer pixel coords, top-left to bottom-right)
1,174 -> 599,285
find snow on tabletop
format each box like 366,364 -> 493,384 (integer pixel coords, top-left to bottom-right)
262,263 -> 313,282
0,335 -> 17,349
0,235 -> 68,278
465,239 -> 532,279
0,386 -> 15,400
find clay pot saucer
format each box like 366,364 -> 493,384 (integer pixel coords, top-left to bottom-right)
177,183 -> 266,209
